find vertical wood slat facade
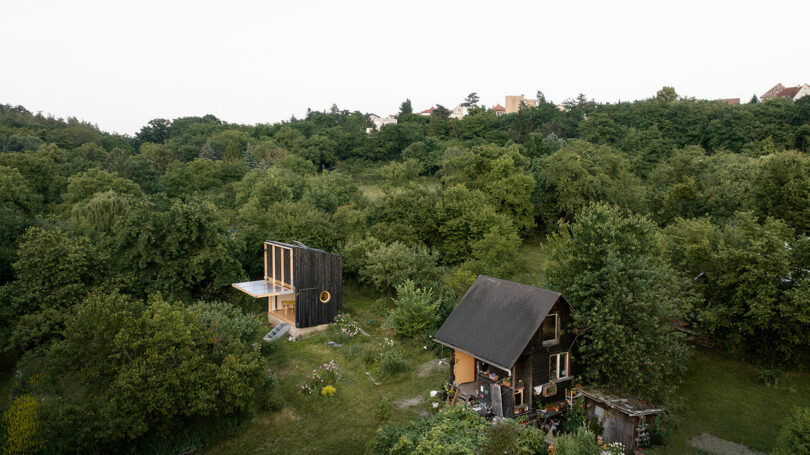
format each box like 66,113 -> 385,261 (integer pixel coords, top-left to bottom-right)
291,244 -> 342,328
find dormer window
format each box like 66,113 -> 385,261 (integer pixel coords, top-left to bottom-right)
541,313 -> 559,345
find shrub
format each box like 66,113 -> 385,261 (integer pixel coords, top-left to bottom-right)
1,395 -> 43,455
333,312 -> 362,338
378,345 -> 407,378
320,385 -> 336,397
553,425 -> 600,455
261,371 -> 284,412
481,421 -> 519,455
563,396 -> 587,432
387,280 -> 440,339
771,407 -> 810,455
301,360 -> 342,395
374,398 -> 392,422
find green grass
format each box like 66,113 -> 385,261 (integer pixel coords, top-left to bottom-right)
508,234 -> 551,288
648,349 -> 810,454
205,284 -> 447,455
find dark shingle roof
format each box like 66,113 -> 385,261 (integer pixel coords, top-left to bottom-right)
434,276 -> 563,371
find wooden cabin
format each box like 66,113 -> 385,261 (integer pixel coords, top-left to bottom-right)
433,276 -> 576,418
232,241 -> 342,332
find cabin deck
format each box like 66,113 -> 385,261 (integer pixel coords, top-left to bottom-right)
269,307 -> 296,325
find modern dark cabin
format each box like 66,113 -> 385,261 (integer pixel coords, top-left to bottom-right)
433,276 -> 576,418
232,241 -> 342,331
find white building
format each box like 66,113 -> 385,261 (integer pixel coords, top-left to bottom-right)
449,105 -> 470,120
366,114 -> 397,133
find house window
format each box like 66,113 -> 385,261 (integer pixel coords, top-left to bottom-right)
541,314 -> 559,343
549,352 -> 569,380
319,291 -> 331,303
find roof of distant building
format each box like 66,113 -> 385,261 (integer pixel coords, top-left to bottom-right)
717,98 -> 740,105
493,104 -> 505,111
775,86 -> 801,98
420,107 -> 435,114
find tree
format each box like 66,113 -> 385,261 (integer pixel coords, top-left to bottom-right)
461,92 -> 479,108
655,86 -> 678,103
753,151 -> 810,234
435,185 -> 517,264
398,99 -> 413,117
665,214 -> 810,362
548,203 -> 694,402
433,105 -> 451,120
38,292 -> 262,452
134,118 -> 170,144
110,197 -> 246,302
62,168 -> 142,204
359,241 -> 442,292
387,280 -> 441,339
0,227 -> 98,353
750,94 -> 760,104
536,90 -> 547,104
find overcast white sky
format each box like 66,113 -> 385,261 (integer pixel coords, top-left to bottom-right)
2,0 -> 809,136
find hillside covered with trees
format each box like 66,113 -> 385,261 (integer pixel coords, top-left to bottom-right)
1,88 -> 809,453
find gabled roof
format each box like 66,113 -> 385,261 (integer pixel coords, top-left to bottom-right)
493,104 -> 506,111
420,107 -> 435,114
434,276 -> 566,371
775,86 -> 801,99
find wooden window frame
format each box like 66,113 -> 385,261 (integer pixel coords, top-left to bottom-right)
549,352 -> 570,382
541,313 -> 559,346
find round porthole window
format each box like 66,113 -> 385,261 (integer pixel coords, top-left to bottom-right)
319,291 -> 331,303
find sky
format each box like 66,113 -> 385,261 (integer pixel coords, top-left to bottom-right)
2,0 -> 809,136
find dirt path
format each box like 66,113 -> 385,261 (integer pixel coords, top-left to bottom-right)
687,433 -> 766,455
395,396 -> 424,408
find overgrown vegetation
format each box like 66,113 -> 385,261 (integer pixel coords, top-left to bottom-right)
1,89 -> 809,452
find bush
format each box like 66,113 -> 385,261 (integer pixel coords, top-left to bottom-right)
387,280 -> 440,339
374,398 -> 392,422
261,371 -> 284,412
300,360 -> 342,395
553,425 -> 600,455
1,395 -> 43,455
320,385 -> 336,397
771,407 -> 810,455
378,345 -> 407,378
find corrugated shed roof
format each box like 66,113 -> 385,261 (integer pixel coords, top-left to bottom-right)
434,276 -> 563,370
576,387 -> 664,416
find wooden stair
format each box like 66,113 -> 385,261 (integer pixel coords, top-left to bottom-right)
263,322 -> 291,342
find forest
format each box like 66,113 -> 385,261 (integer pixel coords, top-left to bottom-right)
0,88 -> 809,454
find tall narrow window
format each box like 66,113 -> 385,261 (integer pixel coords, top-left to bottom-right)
549,352 -> 570,380
541,314 -> 559,343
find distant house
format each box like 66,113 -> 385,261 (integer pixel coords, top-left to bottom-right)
232,241 -> 342,334
367,113 -> 397,133
717,98 -> 740,105
434,276 -> 577,418
761,83 -> 810,101
505,95 -> 537,113
492,104 -> 506,116
420,107 -> 436,116
450,105 -> 469,120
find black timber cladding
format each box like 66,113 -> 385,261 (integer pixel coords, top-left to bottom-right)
434,275 -> 563,370
266,241 -> 342,328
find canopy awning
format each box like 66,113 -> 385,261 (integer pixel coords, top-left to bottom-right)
232,280 -> 294,298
